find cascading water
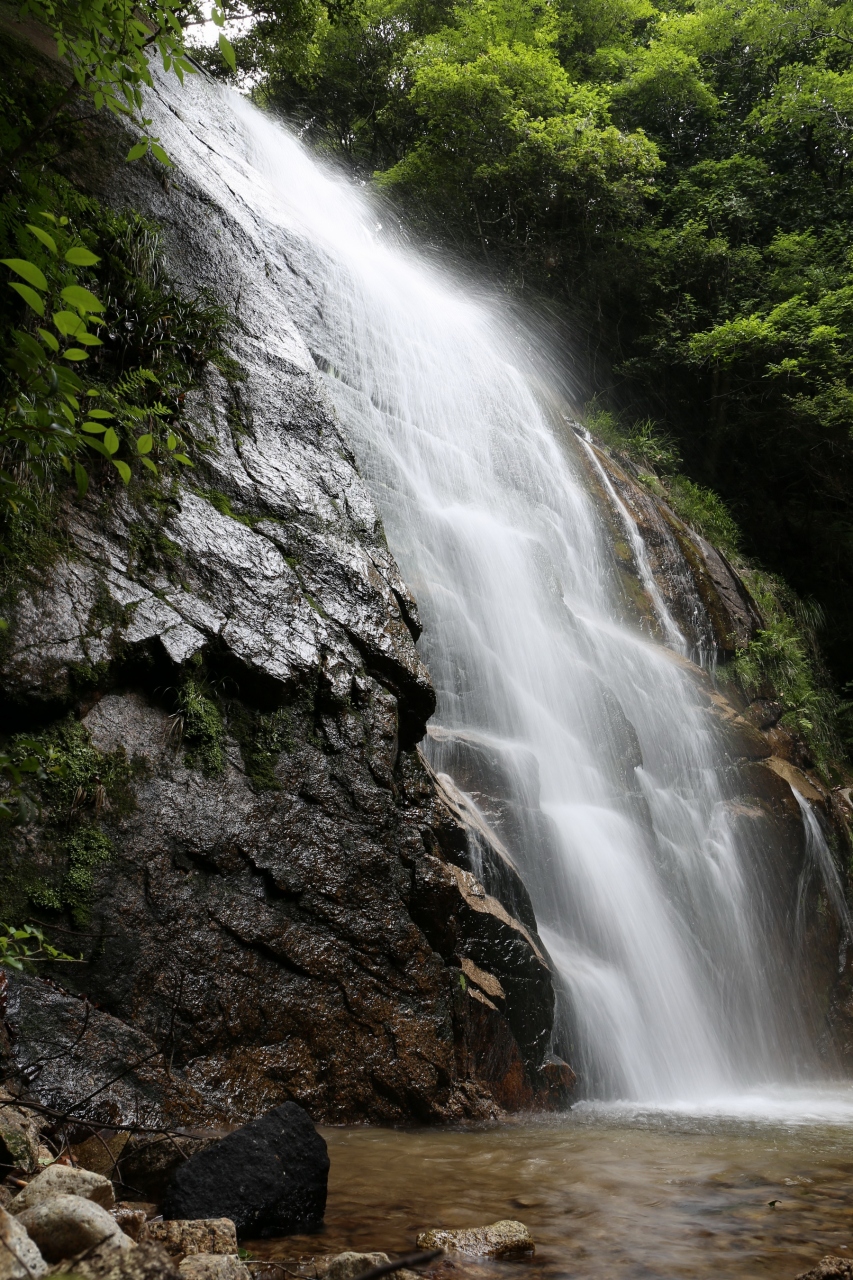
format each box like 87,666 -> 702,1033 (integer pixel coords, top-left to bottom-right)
148,69 -> 848,1109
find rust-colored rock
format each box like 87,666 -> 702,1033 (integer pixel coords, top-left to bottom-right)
140,1220 -> 237,1261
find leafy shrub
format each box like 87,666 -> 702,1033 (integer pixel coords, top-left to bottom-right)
0,922 -> 80,970
731,573 -> 840,770
664,477 -> 741,556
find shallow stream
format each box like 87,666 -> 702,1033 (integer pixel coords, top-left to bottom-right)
251,1095 -> 853,1279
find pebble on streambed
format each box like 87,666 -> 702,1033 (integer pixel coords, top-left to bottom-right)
416,1220 -> 534,1259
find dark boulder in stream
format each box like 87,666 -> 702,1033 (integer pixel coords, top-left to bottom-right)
162,1103 -> 328,1237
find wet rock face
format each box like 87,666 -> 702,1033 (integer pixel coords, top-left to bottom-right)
0,72 -> 556,1126
584,445 -> 762,660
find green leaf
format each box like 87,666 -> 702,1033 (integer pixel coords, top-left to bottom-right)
84,437 -> 112,460
136,434 -> 154,454
10,282 -> 45,315
64,246 -> 101,267
26,224 -> 58,255
167,434 -> 178,451
63,348 -> 89,361
150,142 -> 173,167
140,456 -> 159,474
85,409 -> 113,419
113,459 -> 131,483
1,258 -> 47,290
103,427 -> 119,455
74,462 -> 89,499
38,328 -> 59,352
127,140 -> 149,161
173,453 -> 193,466
219,32 -> 237,71
74,332 -> 103,347
81,422 -> 107,434
53,310 -> 85,336
60,285 -> 104,313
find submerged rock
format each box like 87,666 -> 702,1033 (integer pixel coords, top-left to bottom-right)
177,1256 -> 249,1280
162,1104 -> 328,1237
797,1259 -> 853,1279
416,1221 -> 534,1259
16,1194 -> 131,1262
320,1254 -> 421,1280
0,1205 -> 47,1279
322,1254 -> 390,1280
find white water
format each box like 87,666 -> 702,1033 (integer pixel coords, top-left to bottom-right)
150,73 -> 850,1112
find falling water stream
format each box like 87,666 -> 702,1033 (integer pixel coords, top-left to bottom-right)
210,89 -> 829,1106
142,66 -> 853,1269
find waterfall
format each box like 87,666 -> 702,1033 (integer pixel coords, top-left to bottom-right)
148,71 -> 833,1105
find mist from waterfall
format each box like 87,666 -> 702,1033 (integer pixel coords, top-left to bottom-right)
149,70 -> 847,1109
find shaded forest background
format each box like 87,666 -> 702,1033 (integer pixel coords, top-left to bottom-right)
198,0 -> 853,721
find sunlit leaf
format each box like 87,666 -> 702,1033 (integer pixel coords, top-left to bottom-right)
136,433 -> 153,454
103,427 -> 119,455
219,32 -> 236,71
113,459 -> 131,483
26,224 -> 58,255
53,310 -> 85,336
63,348 -> 89,361
38,328 -> 59,352
64,246 -> 101,266
127,140 -> 149,161
81,422 -> 107,434
60,284 -> 104,313
1,258 -> 47,290
10,282 -> 45,315
150,142 -> 173,167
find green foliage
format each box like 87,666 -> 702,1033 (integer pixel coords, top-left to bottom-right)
0,922 -> 81,970
731,573 -> 840,768
228,703 -> 294,790
586,402 -> 681,472
664,477 -> 742,556
10,0 -> 234,164
0,738 -> 66,820
1,715 -> 137,922
0,186 -> 226,518
177,674 -> 226,776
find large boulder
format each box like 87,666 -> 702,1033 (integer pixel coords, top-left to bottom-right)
10,1165 -> 115,1214
16,1194 -> 130,1262
0,1205 -> 47,1279
162,1104 -> 328,1237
